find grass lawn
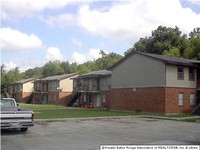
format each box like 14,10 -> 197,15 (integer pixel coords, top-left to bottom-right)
19,103 -> 140,119
18,103 -> 199,121
19,103 -> 66,110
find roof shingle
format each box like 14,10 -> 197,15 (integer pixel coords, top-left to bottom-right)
15,77 -> 37,84
43,73 -> 78,81
76,70 -> 111,78
109,51 -> 200,70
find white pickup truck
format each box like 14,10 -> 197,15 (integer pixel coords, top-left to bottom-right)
0,98 -> 34,132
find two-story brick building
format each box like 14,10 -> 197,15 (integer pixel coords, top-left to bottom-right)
33,73 -> 78,105
10,78 -> 36,103
71,70 -> 111,108
109,51 -> 200,114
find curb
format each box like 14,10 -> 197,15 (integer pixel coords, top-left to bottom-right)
34,115 -> 200,122
140,115 -> 200,121
34,115 -> 141,122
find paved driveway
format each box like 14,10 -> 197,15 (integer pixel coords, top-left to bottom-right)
1,117 -> 200,150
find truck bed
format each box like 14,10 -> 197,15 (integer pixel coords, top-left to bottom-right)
1,110 -> 34,130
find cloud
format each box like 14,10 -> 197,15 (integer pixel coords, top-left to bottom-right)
45,47 -> 64,62
4,62 -> 17,71
77,0 -> 200,43
41,13 -> 76,28
187,0 -> 200,6
72,38 -> 82,48
1,0 -> 90,21
4,60 -> 44,72
71,48 -> 106,64
1,0 -> 78,21
0,27 -> 43,52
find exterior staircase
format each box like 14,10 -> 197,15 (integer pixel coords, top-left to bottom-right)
191,103 -> 200,116
66,92 -> 81,107
26,93 -> 34,104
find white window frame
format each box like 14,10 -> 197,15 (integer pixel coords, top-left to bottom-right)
102,78 -> 107,86
83,94 -> 87,102
102,94 -> 106,103
177,66 -> 184,80
190,93 -> 195,106
178,93 -> 184,106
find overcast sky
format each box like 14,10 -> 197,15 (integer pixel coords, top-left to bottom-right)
1,0 -> 200,72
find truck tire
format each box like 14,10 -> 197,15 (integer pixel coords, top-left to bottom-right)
20,128 -> 28,132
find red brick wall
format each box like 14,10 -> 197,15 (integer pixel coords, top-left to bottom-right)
165,87 -> 196,114
59,92 -> 72,105
110,88 -> 166,113
22,92 -> 32,103
48,92 -> 72,105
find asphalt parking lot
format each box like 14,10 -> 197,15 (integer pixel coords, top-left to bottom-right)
1,117 -> 200,150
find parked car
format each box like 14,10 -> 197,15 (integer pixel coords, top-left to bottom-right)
0,98 -> 34,132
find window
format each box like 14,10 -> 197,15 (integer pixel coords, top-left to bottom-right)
102,78 -> 107,86
177,66 -> 184,80
178,93 -> 184,106
54,81 -> 58,88
190,93 -> 195,106
189,67 -> 195,81
84,94 -> 87,102
102,95 -> 106,103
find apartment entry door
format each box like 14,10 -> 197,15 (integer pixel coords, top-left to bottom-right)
93,94 -> 101,108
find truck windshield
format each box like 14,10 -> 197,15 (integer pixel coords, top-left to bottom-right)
0,99 -> 15,107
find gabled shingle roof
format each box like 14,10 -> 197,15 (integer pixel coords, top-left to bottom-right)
109,51 -> 200,70
145,52 -> 200,65
76,70 -> 111,78
43,73 -> 78,81
15,77 -> 37,84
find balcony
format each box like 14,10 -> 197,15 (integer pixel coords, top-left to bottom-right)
34,88 -> 48,93
73,85 -> 100,92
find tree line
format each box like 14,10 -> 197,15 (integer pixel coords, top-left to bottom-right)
1,26 -> 200,90
1,50 -> 123,90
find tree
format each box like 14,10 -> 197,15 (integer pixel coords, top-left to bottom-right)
23,67 -> 43,78
124,48 -> 134,56
163,47 -> 180,57
184,27 -> 200,60
3,67 -> 22,86
43,61 -> 64,77
60,61 -> 71,74
130,26 -> 189,56
69,62 -> 78,73
189,27 -> 200,39
134,37 -> 152,53
1,65 -> 7,90
95,51 -> 123,70
188,38 -> 200,60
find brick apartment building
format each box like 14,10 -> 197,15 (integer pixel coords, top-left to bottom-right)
9,78 -> 36,103
71,70 -> 111,108
109,51 -> 200,114
33,73 -> 78,105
